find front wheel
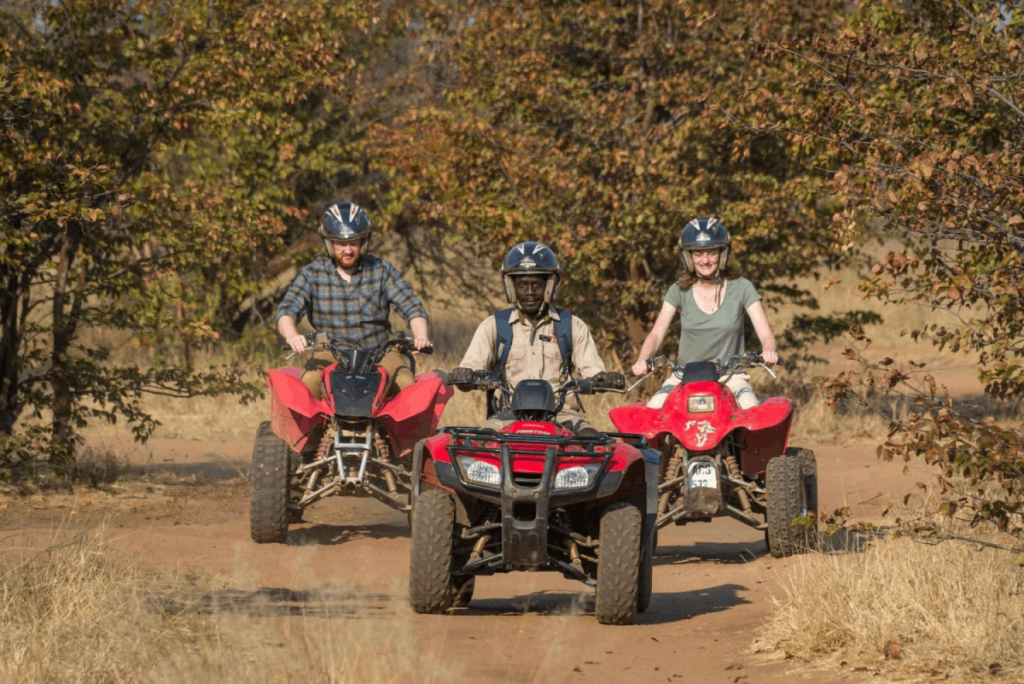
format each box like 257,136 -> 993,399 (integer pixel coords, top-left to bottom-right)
637,527 -> 653,614
765,447 -> 819,558
250,421 -> 291,544
595,501 -> 643,625
409,488 -> 456,613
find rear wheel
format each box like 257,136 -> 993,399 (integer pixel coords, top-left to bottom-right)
250,421 -> 290,544
595,501 -> 643,625
409,488 -> 456,613
765,447 -> 819,557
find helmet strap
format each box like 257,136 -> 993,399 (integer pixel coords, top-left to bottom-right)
517,301 -> 547,325
543,277 -> 556,305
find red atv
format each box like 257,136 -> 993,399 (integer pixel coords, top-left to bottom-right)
409,371 -> 658,625
610,353 -> 818,558
250,332 -> 454,543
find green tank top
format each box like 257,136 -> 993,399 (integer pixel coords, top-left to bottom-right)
664,277 -> 761,367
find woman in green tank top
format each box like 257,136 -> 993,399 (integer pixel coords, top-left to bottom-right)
630,217 -> 778,409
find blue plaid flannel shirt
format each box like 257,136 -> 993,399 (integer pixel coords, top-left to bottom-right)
274,255 -> 428,349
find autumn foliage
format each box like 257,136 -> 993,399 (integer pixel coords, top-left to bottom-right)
1,0 -> 1022,543
0,0 -> 401,465
745,1 -> 1024,542
375,0 -> 846,353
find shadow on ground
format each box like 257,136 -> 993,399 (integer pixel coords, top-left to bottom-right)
155,586 -> 400,618
654,529 -> 877,566
286,522 -> 410,546
654,540 -> 767,566
461,583 -> 750,625
134,459 -> 250,483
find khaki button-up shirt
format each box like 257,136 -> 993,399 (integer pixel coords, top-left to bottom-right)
459,307 -> 607,411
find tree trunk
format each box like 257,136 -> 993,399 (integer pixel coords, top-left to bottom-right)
0,269 -> 23,438
50,224 -> 83,465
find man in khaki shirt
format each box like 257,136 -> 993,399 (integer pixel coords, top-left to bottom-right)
450,242 -> 624,434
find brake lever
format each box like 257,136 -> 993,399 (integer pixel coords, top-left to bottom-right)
754,362 -> 778,380
624,375 -> 648,394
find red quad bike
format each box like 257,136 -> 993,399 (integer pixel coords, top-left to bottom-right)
609,352 -> 818,558
409,371 -> 659,625
250,332 -> 454,543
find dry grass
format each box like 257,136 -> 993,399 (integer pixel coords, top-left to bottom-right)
0,523 -> 455,684
754,527 -> 1024,682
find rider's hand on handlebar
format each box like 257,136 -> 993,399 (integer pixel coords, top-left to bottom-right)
413,337 -> 431,351
447,367 -> 475,385
630,359 -> 648,377
286,334 -> 308,355
761,349 -> 778,366
595,371 -> 626,390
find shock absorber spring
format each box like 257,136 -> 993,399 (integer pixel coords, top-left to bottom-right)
315,433 -> 330,461
724,455 -> 752,514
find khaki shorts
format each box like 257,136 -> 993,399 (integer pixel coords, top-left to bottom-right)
300,349 -> 415,400
646,372 -> 757,410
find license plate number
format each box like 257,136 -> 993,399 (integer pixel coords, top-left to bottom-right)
687,462 -> 718,489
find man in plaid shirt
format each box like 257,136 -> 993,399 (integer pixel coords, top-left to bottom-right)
275,202 -> 430,400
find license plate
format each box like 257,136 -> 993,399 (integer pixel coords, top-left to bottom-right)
687,461 -> 718,489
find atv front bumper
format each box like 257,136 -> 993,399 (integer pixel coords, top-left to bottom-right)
434,428 -> 650,571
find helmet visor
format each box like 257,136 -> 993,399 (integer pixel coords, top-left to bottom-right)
326,237 -> 364,247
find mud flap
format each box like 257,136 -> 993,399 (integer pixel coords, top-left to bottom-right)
641,448 -> 660,551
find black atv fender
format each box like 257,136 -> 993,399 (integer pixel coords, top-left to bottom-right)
641,447 -> 660,551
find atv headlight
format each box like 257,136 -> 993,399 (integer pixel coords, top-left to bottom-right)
554,464 -> 602,490
687,394 -> 715,413
457,456 -> 501,486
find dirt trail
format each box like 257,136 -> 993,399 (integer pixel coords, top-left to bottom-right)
2,433 -> 937,683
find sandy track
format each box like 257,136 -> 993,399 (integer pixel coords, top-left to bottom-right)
6,437 -> 930,683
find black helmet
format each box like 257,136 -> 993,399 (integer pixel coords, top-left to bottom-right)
501,241 -> 562,306
679,216 -> 731,276
319,202 -> 372,260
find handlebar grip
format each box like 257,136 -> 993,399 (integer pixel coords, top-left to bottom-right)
575,379 -> 595,395
282,332 -> 319,351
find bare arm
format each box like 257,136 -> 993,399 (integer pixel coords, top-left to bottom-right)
746,301 -> 778,365
409,316 -> 429,350
277,315 -> 307,355
631,302 -> 677,376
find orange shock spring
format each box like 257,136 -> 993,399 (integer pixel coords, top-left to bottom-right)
659,448 -> 685,516
724,455 -> 752,514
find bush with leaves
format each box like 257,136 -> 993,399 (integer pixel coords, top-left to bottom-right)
0,0 -> 402,466
375,0 -> 860,357
737,0 -> 1024,543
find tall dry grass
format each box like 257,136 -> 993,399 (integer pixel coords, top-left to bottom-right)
754,529 -> 1024,682
0,524 -> 455,684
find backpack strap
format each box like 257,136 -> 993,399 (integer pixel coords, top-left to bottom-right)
486,306 -> 575,416
551,306 -> 575,380
487,307 -> 516,418
492,307 -> 516,373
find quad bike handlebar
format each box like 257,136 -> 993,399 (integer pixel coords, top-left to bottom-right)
447,370 -> 622,394
283,331 -> 433,361
638,351 -> 779,386
447,370 -> 624,415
